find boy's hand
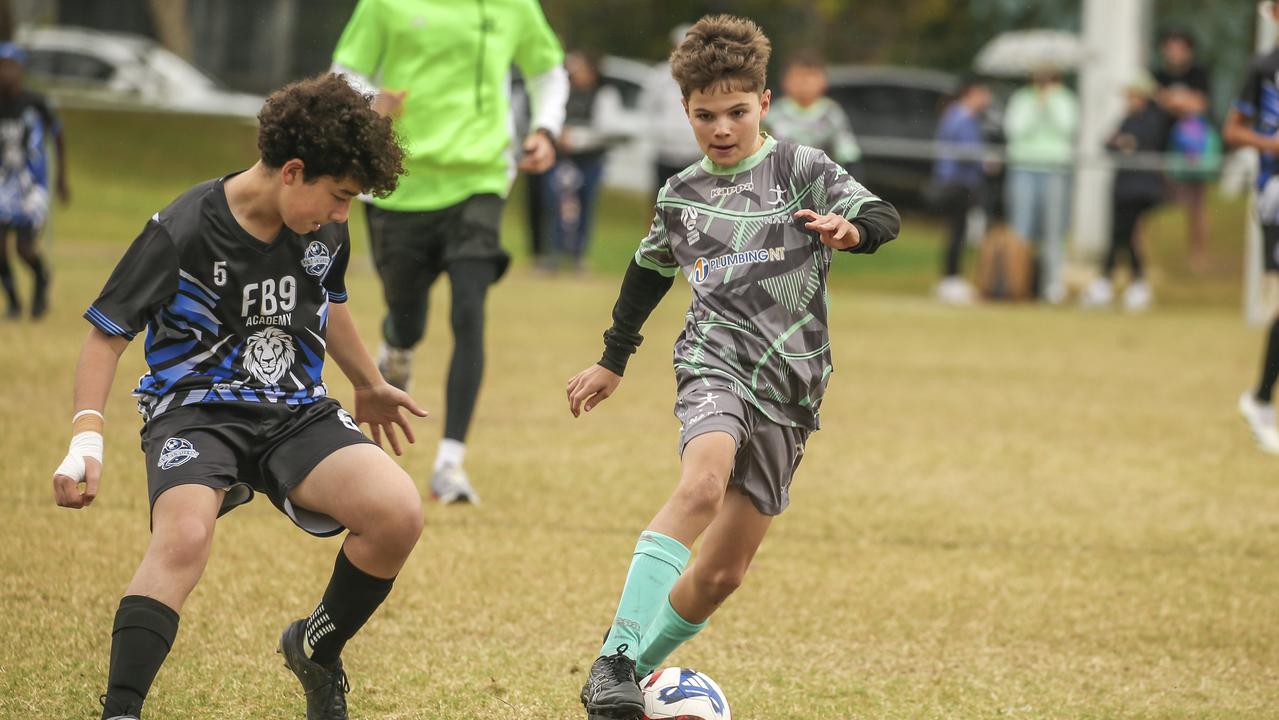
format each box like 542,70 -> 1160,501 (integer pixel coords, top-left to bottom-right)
353,382 -> 428,456
518,130 -> 556,173
52,433 -> 103,509
795,209 -> 860,250
372,89 -> 407,118
567,364 -> 622,417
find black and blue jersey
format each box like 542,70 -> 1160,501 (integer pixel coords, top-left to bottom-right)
85,172 -> 350,420
1236,49 -> 1279,224
0,89 -> 60,227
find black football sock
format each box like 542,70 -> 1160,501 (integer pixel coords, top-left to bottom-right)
101,595 -> 180,719
0,255 -> 17,311
1255,316 -> 1279,404
305,547 -> 395,667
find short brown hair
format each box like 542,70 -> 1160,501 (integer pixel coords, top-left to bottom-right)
785,49 -> 826,72
669,15 -> 771,99
257,73 -> 405,198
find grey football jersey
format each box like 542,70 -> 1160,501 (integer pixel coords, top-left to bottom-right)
636,135 -> 882,430
766,97 -> 861,165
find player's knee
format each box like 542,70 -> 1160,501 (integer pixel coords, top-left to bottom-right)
694,565 -> 745,604
154,516 -> 214,568
673,472 -> 726,518
449,307 -> 483,341
370,476 -> 423,554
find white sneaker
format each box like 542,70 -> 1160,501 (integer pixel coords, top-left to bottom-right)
1238,391 -> 1279,454
1079,278 -> 1114,309
431,463 -> 480,504
935,276 -> 975,305
1122,281 -> 1153,313
377,344 -> 413,391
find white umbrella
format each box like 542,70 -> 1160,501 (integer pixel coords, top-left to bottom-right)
975,30 -> 1087,78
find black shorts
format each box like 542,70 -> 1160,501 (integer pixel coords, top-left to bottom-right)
140,397 -> 374,536
1264,224 -> 1279,273
365,194 -> 510,281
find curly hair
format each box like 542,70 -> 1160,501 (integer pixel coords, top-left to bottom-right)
257,73 -> 405,198
669,15 -> 771,100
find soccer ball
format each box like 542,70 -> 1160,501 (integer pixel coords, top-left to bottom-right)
640,667 -> 731,720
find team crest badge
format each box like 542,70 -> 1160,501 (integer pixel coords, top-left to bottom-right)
244,327 -> 296,385
301,241 -> 331,277
158,437 -> 199,470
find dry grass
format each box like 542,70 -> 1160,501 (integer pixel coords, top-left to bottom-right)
1,233 -> 1277,719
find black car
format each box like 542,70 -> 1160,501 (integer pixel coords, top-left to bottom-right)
823,66 -> 977,207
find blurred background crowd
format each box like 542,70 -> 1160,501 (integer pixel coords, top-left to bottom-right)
1,0 -> 1274,315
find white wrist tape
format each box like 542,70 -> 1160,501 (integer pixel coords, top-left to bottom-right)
55,431 -> 103,482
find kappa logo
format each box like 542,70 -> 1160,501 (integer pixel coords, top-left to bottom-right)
768,184 -> 787,205
158,437 -> 199,470
301,241 -> 331,277
681,206 -> 701,245
244,327 -> 296,385
337,409 -> 359,432
710,180 -> 753,198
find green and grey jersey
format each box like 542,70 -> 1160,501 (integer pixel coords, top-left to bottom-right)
765,97 -> 862,165
635,135 -> 885,430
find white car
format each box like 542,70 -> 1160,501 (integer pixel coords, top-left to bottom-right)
17,25 -> 263,118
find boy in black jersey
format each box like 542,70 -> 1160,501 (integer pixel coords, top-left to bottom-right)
0,42 -> 68,319
50,75 -> 421,720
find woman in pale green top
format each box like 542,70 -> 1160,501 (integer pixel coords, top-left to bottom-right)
1003,67 -> 1079,304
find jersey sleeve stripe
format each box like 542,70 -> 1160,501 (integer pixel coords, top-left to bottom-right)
327,291 -> 348,303
84,306 -> 136,339
634,250 -> 680,277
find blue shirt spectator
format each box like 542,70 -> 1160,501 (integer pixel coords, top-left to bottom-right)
933,102 -> 985,188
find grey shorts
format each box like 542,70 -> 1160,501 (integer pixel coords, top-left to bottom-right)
675,383 -> 809,516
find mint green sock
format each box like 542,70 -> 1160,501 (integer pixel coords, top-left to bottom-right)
600,531 -> 691,660
636,597 -> 707,677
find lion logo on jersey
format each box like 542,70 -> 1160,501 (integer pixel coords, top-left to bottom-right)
243,327 -> 295,385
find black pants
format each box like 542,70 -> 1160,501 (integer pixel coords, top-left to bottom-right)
1104,198 -> 1156,280
0,223 -> 46,309
365,196 -> 506,442
524,172 -> 548,260
935,183 -> 980,278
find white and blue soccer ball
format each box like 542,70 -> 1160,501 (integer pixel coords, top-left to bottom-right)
640,667 -> 731,720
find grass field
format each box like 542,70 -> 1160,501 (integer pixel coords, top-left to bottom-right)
1,109 -> 1277,719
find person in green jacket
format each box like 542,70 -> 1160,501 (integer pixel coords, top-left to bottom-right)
1003,66 -> 1078,304
332,0 -> 567,504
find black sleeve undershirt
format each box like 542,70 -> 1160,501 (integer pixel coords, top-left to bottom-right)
844,200 -> 901,255
598,258 -> 676,376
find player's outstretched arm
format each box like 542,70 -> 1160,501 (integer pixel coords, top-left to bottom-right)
567,363 -> 622,417
566,258 -> 674,417
52,328 -> 128,509
324,302 -> 428,456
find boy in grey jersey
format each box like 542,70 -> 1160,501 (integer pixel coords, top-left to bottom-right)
765,50 -> 861,169
567,16 -> 899,720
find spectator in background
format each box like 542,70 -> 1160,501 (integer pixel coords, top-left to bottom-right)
1154,28 -> 1219,272
1004,65 -> 1078,304
766,50 -> 861,172
542,51 -> 627,273
644,23 -> 703,191
332,0 -> 568,504
1081,72 -> 1169,312
929,78 -> 992,305
0,43 -> 68,320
